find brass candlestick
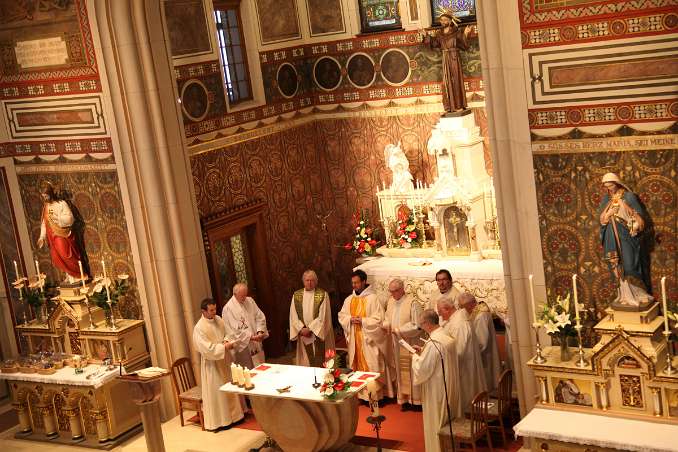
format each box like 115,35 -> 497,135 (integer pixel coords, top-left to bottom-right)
574,324 -> 588,368
664,331 -> 675,376
532,323 -> 547,364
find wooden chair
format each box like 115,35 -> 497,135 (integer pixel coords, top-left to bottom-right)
488,369 -> 513,448
170,357 -> 204,430
440,391 -> 493,452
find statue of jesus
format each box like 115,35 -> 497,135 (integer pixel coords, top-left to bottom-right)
422,9 -> 472,114
37,182 -> 87,284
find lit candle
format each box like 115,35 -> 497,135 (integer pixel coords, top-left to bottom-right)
572,274 -> 580,326
661,276 -> 669,334
13,260 -> 19,281
529,274 -> 537,325
35,259 -> 40,276
244,369 -> 252,389
236,365 -> 244,386
78,260 -> 87,286
230,363 -> 237,385
101,259 -> 107,278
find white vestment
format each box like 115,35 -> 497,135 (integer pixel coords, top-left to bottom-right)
384,294 -> 423,405
428,287 -> 461,312
39,200 -> 74,241
444,309 -> 487,410
472,302 -> 502,392
289,289 -> 335,366
338,285 -> 394,399
412,327 -> 462,452
222,296 -> 268,368
192,315 -> 244,430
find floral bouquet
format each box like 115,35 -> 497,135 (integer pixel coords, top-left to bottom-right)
344,210 -> 378,257
320,349 -> 349,399
86,274 -> 130,311
395,210 -> 421,248
538,292 -> 575,336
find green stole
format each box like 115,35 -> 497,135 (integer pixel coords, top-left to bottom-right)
293,288 -> 326,367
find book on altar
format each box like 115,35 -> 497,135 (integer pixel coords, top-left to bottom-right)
398,338 -> 417,354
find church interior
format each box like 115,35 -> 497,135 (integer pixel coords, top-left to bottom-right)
0,0 -> 676,451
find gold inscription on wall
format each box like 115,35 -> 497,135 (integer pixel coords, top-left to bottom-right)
532,134 -> 678,154
15,37 -> 69,69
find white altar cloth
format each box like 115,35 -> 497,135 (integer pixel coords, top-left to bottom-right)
355,257 -> 507,318
220,363 -> 377,403
0,364 -> 121,389
515,408 -> 678,452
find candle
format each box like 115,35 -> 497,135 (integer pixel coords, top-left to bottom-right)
661,276 -> 669,334
572,274 -> 580,326
13,260 -> 19,281
244,369 -> 252,388
101,259 -> 107,278
230,363 -> 237,384
78,260 -> 86,287
529,274 -> 537,325
35,259 -> 40,276
235,365 -> 244,386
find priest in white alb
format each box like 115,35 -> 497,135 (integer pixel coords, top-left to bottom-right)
412,309 -> 461,452
383,278 -> 423,407
444,292 -> 487,410
289,269 -> 335,367
428,269 -> 461,312
193,298 -> 244,431
338,269 -> 394,400
463,293 -> 502,392
222,283 -> 269,369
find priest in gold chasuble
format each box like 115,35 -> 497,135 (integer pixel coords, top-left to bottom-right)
289,270 -> 334,367
339,270 -> 394,400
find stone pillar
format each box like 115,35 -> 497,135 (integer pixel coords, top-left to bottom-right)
64,406 -> 84,441
93,409 -> 110,442
476,0 -> 545,415
596,381 -> 609,411
91,0 -> 212,417
39,404 -> 58,438
122,375 -> 169,452
12,401 -> 32,433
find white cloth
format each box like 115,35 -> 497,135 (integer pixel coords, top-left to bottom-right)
40,200 -> 74,240
472,304 -> 502,392
412,327 -> 461,452
338,285 -> 394,400
222,296 -> 268,368
428,287 -> 461,312
289,289 -> 335,366
0,364 -> 118,389
192,315 -> 244,430
443,309 -> 487,410
384,294 -> 423,405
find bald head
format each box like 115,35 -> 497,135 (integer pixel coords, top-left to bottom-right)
388,278 -> 405,300
419,309 -> 440,333
233,283 -> 248,302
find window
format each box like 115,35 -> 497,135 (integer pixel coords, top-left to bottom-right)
429,0 -> 476,25
213,1 -> 252,105
358,0 -> 402,33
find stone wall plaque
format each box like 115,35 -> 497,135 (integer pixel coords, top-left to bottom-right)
15,37 -> 69,69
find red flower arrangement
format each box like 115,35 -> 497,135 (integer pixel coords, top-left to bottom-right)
319,349 -> 349,399
395,209 -> 421,248
344,210 -> 379,257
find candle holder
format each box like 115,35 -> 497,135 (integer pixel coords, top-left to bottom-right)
532,324 -> 547,364
108,303 -> 118,331
663,331 -> 675,376
574,324 -> 589,368
85,296 -> 96,330
366,414 -> 386,452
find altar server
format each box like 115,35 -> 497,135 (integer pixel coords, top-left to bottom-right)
289,269 -> 335,367
463,293 -> 502,392
428,269 -> 461,312
446,292 -> 487,410
383,278 -> 423,407
338,270 -> 394,399
222,283 -> 269,369
193,298 -> 244,431
412,309 -> 461,452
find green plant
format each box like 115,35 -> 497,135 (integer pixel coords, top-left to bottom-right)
88,275 -> 130,310
539,292 -> 576,337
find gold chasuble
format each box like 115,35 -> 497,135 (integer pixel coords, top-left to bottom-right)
350,295 -> 369,371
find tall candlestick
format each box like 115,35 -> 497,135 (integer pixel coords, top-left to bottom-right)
13,260 -> 19,281
529,274 -> 537,325
572,274 -> 580,326
661,276 -> 669,333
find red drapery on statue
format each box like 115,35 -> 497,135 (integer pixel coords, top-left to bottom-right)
43,205 -> 81,278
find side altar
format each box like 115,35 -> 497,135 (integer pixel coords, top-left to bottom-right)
4,279 -> 150,448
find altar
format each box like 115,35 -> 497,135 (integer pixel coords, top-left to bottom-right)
355,257 -> 507,319
220,364 -> 377,452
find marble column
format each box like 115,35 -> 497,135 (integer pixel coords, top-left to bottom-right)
12,400 -> 32,433
476,0 -> 544,415
91,0 -> 212,417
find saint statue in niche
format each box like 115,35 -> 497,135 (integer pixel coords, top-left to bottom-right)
384,142 -> 414,193
37,182 -> 89,285
421,8 -> 472,114
598,173 -> 653,310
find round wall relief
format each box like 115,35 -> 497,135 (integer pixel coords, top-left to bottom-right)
380,48 -> 411,86
346,53 -> 376,89
277,62 -> 299,98
313,56 -> 342,91
180,79 -> 210,122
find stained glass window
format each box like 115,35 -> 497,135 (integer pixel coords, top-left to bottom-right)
358,0 -> 402,33
430,0 -> 476,25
